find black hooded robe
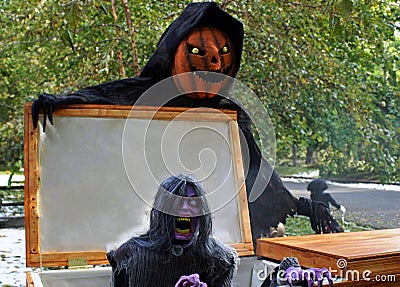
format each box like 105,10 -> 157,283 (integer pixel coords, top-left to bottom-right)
32,2 -> 336,245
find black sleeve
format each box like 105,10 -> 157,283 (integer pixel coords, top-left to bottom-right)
107,250 -> 129,287
325,193 -> 341,209
237,110 -> 297,242
32,76 -> 158,130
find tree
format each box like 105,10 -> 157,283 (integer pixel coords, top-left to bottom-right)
233,0 -> 399,182
0,0 -> 187,170
1,0 -> 399,182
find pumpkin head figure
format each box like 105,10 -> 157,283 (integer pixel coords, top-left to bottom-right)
171,26 -> 236,99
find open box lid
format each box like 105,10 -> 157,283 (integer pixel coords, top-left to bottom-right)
24,103 -> 253,267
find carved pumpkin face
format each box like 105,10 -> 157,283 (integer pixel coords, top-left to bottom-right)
171,26 -> 236,99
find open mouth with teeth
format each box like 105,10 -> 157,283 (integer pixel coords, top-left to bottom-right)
191,66 -> 233,83
175,217 -> 195,240
175,217 -> 192,234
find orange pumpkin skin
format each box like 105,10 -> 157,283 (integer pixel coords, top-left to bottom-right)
171,26 -> 236,99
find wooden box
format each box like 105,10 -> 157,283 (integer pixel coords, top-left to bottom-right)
24,103 -> 254,286
257,229 -> 400,286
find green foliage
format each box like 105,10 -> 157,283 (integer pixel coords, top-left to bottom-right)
233,0 -> 399,183
1,0 -> 399,182
0,0 -> 189,170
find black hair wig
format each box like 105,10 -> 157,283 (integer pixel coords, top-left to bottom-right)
134,174 -> 230,263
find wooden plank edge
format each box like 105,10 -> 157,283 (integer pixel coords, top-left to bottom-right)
256,232 -> 400,261
346,255 -> 400,276
24,103 -> 40,265
256,240 -> 342,269
26,271 -> 35,287
256,237 -> 347,259
24,103 -> 31,266
229,121 -> 253,249
24,103 -> 237,121
28,251 -> 108,267
230,243 -> 254,257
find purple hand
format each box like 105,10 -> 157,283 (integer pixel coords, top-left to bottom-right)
175,273 -> 208,287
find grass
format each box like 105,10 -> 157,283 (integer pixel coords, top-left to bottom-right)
0,171 -> 24,203
285,214 -> 375,237
0,187 -> 24,203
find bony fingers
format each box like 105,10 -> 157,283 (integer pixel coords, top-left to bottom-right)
48,105 -> 54,125
43,107 -> 47,132
32,101 -> 40,129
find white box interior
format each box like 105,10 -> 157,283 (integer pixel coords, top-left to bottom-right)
38,115 -> 243,253
31,267 -> 112,287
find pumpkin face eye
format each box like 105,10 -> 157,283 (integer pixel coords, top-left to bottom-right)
171,26 -> 236,99
220,46 -> 229,54
188,46 -> 205,56
191,47 -> 199,54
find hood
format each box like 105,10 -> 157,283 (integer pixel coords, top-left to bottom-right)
140,2 -> 244,79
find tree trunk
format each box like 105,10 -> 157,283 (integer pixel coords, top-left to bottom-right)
306,147 -> 314,164
292,144 -> 298,166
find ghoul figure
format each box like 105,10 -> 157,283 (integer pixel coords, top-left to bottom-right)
308,178 -> 346,214
32,2 -> 338,243
308,178 -> 346,232
107,174 -> 237,287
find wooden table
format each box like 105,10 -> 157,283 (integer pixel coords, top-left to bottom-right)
256,229 -> 400,286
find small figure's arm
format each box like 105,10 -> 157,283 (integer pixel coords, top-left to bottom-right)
296,197 -> 341,233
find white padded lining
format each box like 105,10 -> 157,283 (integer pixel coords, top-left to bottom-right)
32,267 -> 112,287
38,116 -> 242,253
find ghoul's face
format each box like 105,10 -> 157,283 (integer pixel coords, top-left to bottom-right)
171,26 -> 236,99
174,185 -> 200,242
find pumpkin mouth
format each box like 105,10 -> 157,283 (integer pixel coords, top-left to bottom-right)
190,66 -> 233,84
